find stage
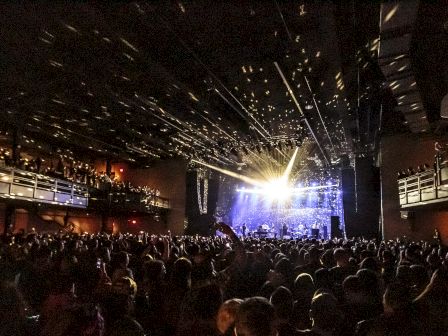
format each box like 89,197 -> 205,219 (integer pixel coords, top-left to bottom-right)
229,183 -> 344,239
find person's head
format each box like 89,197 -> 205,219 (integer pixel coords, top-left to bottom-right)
357,268 -> 381,299
382,249 -> 394,263
426,253 -> 441,269
293,273 -> 315,301
297,249 -> 307,265
113,276 -> 138,298
273,258 -> 293,284
235,297 -> 277,336
172,257 -> 192,287
396,265 -> 412,284
309,293 -> 342,331
359,257 -> 379,273
342,275 -> 363,304
314,268 -> 332,291
320,249 -> 335,268
87,238 -> 98,251
190,283 -> 223,321
383,282 -> 412,313
270,286 -> 294,321
117,251 -> 129,268
333,248 -> 350,267
405,244 -> 422,263
308,247 -> 320,263
217,299 -> 243,334
143,260 -> 166,284
259,281 -> 276,299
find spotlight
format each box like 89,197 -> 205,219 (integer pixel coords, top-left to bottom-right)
262,178 -> 292,201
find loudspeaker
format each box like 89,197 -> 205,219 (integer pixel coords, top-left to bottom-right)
331,216 -> 343,238
311,228 -> 319,238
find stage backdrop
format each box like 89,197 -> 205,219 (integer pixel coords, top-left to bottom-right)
229,182 -> 344,238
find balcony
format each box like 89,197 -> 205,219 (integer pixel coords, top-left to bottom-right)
87,189 -> 169,214
398,163 -> 448,208
109,191 -> 169,211
0,167 -> 89,208
0,167 -> 170,213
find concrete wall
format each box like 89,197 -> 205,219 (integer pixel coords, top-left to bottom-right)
381,133 -> 448,241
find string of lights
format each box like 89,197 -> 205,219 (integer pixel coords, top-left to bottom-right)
197,169 -> 208,214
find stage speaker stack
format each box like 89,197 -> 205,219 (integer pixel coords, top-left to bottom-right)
322,226 -> 328,239
331,216 -> 343,238
341,156 -> 380,239
311,228 -> 319,238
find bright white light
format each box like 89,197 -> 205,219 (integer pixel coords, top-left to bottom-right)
262,178 -> 292,200
237,183 -> 339,197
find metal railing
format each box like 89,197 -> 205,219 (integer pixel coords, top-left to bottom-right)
398,169 -> 443,206
0,166 -> 171,211
0,167 -> 89,208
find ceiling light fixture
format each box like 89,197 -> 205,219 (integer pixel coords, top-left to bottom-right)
305,104 -> 313,110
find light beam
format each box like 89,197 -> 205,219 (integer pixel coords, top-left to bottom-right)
191,159 -> 264,187
281,147 -> 299,182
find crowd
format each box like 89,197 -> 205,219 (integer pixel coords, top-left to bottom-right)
0,147 -> 161,199
397,164 -> 432,179
0,224 -> 447,336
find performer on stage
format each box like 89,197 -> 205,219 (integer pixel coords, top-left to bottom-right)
242,223 -> 247,238
281,223 -> 288,239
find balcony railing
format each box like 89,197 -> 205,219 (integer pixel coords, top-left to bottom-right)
398,170 -> 437,206
0,166 -> 89,208
398,160 -> 448,207
0,166 -> 171,212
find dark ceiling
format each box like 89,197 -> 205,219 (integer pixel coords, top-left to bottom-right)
0,1 -> 402,168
